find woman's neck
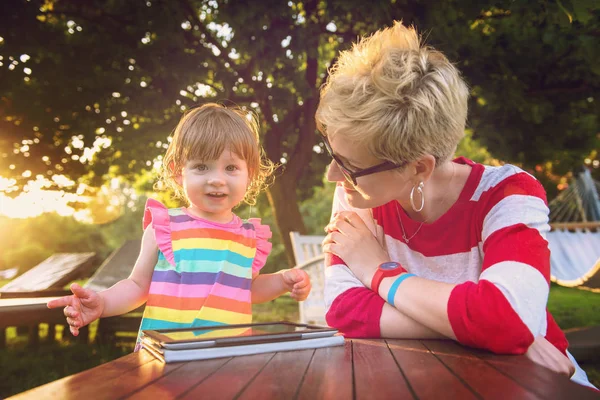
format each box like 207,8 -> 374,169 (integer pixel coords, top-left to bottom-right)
402,161 -> 470,223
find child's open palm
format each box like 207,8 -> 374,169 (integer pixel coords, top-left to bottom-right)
281,269 -> 311,301
46,283 -> 105,336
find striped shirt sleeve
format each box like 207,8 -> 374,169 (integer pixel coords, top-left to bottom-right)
324,184 -> 385,337
448,167 -> 552,354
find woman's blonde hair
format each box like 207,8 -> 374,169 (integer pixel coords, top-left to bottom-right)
316,21 -> 469,166
161,103 -> 275,205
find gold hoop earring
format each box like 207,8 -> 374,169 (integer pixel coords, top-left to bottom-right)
410,181 -> 425,213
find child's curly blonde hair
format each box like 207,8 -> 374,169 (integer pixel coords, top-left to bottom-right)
160,103 -> 275,206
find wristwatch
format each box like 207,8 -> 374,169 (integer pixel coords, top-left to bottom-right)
371,261 -> 406,294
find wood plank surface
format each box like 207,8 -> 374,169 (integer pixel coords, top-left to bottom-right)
85,240 -> 141,292
296,341 -> 353,400
1,253 -> 96,293
9,351 -> 155,399
178,352 -> 275,399
475,350 -> 600,400
386,339 -> 479,400
237,348 -> 315,399
422,340 -> 541,400
8,338 -> 598,400
0,297 -> 64,329
352,339 -> 414,399
127,357 -> 231,399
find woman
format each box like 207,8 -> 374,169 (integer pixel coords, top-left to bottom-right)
317,21 -> 595,389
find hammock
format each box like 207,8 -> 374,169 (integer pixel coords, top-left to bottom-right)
547,168 -> 600,291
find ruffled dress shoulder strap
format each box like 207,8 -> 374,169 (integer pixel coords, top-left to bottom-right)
143,198 -> 176,266
247,218 -> 272,274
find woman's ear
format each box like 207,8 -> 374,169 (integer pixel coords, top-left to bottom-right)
412,155 -> 436,183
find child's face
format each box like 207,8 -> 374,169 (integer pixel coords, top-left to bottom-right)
178,148 -> 249,223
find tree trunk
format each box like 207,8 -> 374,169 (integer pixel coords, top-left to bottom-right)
266,174 -> 307,267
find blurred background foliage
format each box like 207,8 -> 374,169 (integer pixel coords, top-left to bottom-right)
1,0 -> 598,266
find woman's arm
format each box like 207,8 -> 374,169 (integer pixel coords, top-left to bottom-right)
380,301 -> 445,339
325,252 -> 447,338
325,281 -> 446,338
323,185 -> 447,338
330,172 -> 553,354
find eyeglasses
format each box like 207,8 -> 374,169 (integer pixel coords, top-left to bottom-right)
321,135 -> 406,186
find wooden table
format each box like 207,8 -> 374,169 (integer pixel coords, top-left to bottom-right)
0,297 -> 62,329
0,297 -> 91,347
9,339 -> 599,399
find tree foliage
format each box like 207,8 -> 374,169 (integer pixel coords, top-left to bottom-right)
1,0 -> 598,264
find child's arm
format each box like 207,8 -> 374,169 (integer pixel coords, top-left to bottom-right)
47,225 -> 158,335
251,269 -> 311,304
98,225 -> 158,316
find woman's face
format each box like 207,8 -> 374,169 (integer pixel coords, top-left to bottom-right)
325,134 -> 411,209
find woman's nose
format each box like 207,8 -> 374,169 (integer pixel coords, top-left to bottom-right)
326,160 -> 344,182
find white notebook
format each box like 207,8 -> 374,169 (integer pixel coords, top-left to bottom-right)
142,335 -> 345,363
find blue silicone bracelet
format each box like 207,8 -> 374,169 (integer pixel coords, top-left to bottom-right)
387,273 -> 416,305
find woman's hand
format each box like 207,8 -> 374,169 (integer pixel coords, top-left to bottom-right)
525,336 -> 575,377
322,211 -> 389,286
47,283 -> 105,336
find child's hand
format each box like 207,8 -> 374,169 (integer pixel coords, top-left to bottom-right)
281,268 -> 311,301
46,283 -> 104,336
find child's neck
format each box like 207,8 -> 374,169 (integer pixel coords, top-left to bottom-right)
185,206 -> 235,224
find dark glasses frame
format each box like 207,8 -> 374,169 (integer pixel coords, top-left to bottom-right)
322,135 -> 406,185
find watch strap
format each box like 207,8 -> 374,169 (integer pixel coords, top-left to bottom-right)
371,263 -> 406,294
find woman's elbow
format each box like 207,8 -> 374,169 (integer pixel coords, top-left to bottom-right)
325,287 -> 385,338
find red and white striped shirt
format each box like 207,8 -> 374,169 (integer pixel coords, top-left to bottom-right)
324,157 -> 568,355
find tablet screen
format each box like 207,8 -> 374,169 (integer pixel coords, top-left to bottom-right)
144,321 -> 335,344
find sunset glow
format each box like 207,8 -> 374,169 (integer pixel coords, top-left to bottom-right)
0,190 -> 87,219
0,174 -> 89,220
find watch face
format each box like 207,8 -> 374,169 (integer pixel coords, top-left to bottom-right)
379,262 -> 401,271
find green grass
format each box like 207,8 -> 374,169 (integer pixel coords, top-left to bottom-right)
252,294 -> 300,323
547,283 -> 600,330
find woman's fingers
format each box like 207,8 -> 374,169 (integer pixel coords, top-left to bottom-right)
322,231 -> 344,256
526,336 -> 575,377
325,211 -> 363,233
337,211 -> 364,228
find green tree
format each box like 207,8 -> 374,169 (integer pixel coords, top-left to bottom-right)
1,0 -> 598,264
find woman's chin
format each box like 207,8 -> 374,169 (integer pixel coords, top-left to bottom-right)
345,190 -> 387,210
344,191 -> 370,209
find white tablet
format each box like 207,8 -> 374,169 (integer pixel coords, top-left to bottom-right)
142,321 -> 337,350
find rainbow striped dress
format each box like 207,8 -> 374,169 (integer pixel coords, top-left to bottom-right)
135,198 -> 272,349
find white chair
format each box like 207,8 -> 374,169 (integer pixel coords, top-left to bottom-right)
294,254 -> 327,325
289,231 -> 325,265
289,231 -> 327,325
